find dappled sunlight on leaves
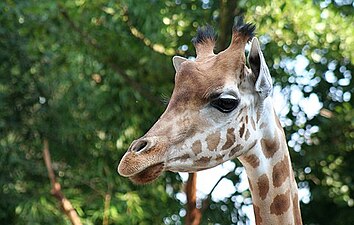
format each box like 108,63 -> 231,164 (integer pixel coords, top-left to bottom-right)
0,0 -> 353,224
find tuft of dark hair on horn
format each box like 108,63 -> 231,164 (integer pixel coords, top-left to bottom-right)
191,25 -> 217,45
233,16 -> 256,41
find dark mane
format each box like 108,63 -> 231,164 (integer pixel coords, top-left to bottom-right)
232,16 -> 256,40
191,25 -> 217,45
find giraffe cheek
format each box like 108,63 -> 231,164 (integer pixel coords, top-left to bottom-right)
206,131 -> 221,151
221,127 -> 235,150
192,140 -> 202,155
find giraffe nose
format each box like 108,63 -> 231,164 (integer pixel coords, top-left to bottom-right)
129,139 -> 149,153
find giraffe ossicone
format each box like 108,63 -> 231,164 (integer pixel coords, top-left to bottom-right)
118,17 -> 302,225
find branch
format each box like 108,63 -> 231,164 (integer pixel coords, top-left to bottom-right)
102,166 -> 112,225
57,3 -> 161,104
199,171 -> 233,213
102,193 -> 111,225
118,5 -> 178,56
185,173 -> 202,225
43,139 -> 83,225
209,171 -> 231,197
185,171 -> 233,224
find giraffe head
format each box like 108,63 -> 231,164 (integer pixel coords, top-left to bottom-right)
118,18 -> 273,184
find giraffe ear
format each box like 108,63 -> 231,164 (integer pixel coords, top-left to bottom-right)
172,56 -> 187,72
248,37 -> 272,98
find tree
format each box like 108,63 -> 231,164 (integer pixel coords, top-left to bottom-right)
0,0 -> 353,224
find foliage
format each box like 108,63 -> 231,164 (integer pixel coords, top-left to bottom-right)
0,0 -> 353,224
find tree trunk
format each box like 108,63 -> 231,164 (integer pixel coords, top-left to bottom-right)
185,173 -> 202,225
217,0 -> 242,52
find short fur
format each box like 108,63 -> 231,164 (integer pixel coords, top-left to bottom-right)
118,18 -> 302,225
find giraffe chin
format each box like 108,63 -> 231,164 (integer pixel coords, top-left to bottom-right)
128,163 -> 164,185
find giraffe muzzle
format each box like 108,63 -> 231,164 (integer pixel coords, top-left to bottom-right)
117,136 -> 168,183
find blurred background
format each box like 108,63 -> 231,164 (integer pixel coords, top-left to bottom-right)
0,0 -> 353,224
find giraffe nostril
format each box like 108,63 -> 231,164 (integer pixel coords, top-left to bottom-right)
131,140 -> 149,152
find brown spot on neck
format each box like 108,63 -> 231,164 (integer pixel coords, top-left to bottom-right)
293,193 -> 303,225
222,128 -> 235,150
206,131 -> 220,151
253,205 -> 262,225
192,140 -> 202,155
241,154 -> 260,168
229,144 -> 243,158
260,134 -> 280,158
272,155 -> 291,187
270,190 -> 291,215
257,174 -> 270,200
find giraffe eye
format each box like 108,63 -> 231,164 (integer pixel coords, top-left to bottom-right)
211,94 -> 239,113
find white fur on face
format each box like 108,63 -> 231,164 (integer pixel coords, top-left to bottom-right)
164,81 -> 262,172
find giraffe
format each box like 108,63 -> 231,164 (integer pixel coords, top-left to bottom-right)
118,17 -> 302,225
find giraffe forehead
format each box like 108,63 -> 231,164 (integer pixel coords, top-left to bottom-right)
170,65 -> 242,110
175,55 -> 244,87
168,77 -> 222,110
176,64 -> 224,91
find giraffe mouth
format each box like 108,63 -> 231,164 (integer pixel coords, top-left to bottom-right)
128,163 -> 165,184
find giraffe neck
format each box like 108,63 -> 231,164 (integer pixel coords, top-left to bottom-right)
239,109 -> 302,225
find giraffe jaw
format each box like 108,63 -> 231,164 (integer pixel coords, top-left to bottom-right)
117,146 -> 167,184
128,163 -> 165,184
